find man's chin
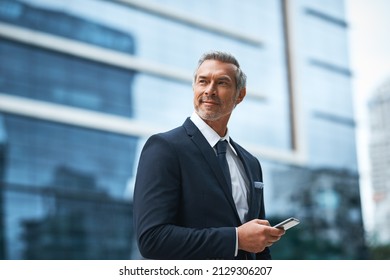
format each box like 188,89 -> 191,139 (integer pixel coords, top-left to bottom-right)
195,110 -> 219,121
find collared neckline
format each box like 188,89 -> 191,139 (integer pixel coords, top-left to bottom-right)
190,112 -> 237,155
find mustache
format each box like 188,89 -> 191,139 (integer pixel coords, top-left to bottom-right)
199,96 -> 221,103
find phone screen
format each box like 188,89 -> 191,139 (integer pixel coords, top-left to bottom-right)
273,217 -> 300,230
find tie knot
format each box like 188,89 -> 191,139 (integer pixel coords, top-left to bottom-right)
215,140 -> 228,155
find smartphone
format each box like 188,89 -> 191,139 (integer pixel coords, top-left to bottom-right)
273,217 -> 300,230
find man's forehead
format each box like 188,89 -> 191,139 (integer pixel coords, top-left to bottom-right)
197,59 -> 237,74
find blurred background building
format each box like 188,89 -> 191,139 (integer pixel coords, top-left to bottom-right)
368,78 -> 390,245
0,0 -> 366,259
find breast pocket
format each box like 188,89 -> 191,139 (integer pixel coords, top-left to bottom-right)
251,181 -> 264,218
254,181 -> 264,190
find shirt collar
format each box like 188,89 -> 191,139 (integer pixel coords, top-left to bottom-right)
190,112 -> 237,155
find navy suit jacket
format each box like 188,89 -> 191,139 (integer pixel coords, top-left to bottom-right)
133,118 -> 271,259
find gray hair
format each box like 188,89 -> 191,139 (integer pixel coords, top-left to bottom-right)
193,51 -> 247,93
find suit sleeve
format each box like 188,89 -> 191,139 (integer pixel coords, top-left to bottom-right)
133,134 -> 236,259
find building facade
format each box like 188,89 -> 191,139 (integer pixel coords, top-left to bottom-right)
368,78 -> 390,245
0,0 -> 365,259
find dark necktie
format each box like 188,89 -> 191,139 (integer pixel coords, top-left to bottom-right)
215,140 -> 232,189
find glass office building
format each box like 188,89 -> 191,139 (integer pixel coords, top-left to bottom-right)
0,0 -> 366,259
368,78 -> 390,245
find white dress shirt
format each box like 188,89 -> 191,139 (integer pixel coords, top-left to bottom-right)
190,112 -> 250,256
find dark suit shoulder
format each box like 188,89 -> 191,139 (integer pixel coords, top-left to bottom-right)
147,118 -> 196,145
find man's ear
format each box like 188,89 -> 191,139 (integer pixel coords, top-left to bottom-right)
235,88 -> 246,105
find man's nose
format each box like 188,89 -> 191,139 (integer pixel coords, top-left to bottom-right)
205,82 -> 216,95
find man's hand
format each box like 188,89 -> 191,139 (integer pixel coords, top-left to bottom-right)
237,219 -> 285,253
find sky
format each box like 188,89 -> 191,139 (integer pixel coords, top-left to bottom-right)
346,0 -> 390,232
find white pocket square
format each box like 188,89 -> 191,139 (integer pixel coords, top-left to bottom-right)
254,181 -> 264,189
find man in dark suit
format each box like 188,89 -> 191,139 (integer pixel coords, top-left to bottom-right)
133,51 -> 285,259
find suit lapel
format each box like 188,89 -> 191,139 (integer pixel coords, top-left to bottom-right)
183,118 -> 240,220
183,118 -> 262,225
230,139 -> 259,222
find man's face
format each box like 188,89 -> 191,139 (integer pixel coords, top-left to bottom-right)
193,59 -> 245,122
